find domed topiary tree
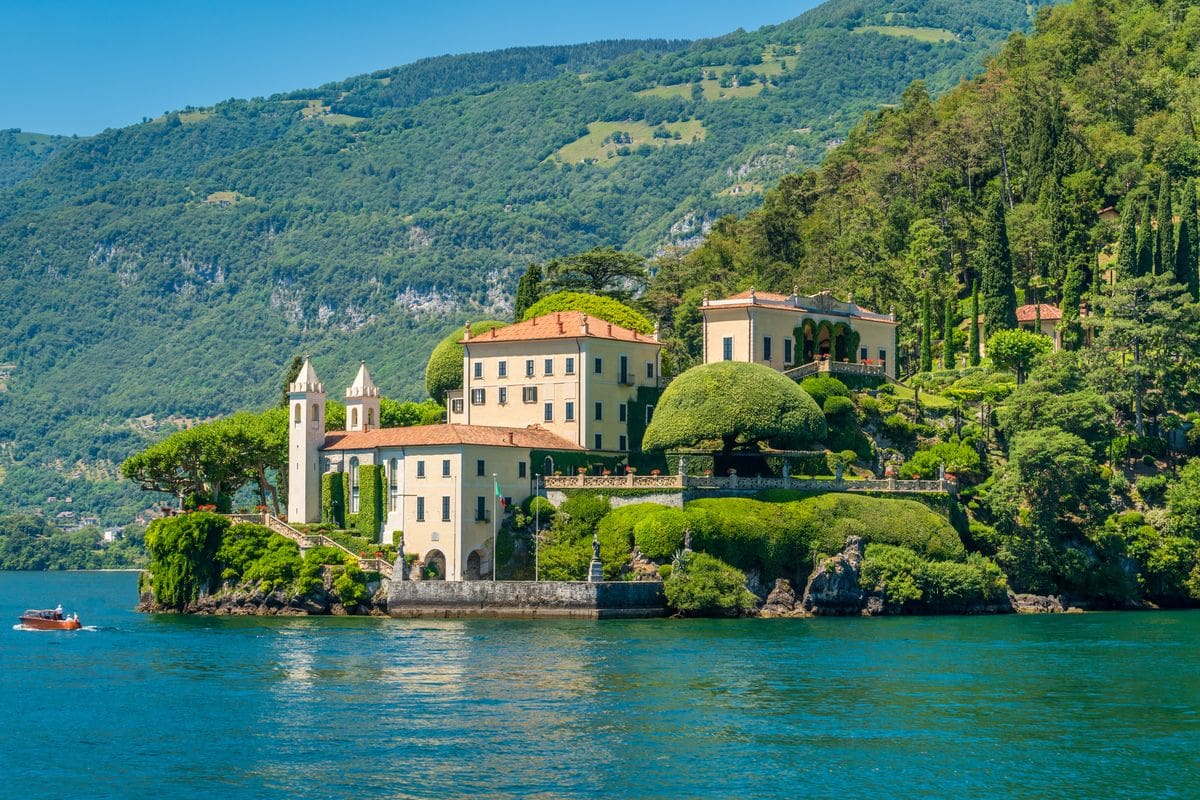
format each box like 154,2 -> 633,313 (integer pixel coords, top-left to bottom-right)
642,362 -> 827,455
424,320 -> 508,401
521,291 -> 653,334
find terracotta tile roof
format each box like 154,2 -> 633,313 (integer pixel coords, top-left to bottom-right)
726,289 -> 793,302
706,289 -> 895,323
1015,303 -> 1062,322
321,424 -> 583,452
461,311 -> 658,345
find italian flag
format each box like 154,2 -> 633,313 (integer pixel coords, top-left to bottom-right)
494,478 -> 506,509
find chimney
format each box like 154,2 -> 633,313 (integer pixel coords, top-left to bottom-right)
490,327 -> 497,338
607,322 -> 612,336
749,286 -> 756,302
652,321 -> 660,342
507,430 -> 514,445
581,315 -> 589,335
463,322 -> 471,340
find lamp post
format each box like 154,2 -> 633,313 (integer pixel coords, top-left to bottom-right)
534,473 -> 541,582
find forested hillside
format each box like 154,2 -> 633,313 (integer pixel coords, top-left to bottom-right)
0,0 -> 1050,523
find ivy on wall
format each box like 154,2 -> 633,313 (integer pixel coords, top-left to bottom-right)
356,464 -> 384,541
321,472 -> 345,528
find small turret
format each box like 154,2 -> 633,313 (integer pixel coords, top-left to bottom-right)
345,361 -> 381,432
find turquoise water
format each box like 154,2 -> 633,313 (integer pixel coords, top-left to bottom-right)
1,571 -> 1197,799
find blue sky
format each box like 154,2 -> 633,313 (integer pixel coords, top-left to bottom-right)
0,0 -> 823,135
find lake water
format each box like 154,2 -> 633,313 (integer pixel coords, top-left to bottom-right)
1,571 -> 1197,799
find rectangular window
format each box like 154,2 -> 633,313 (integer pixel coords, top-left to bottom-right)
544,402 -> 553,422
565,357 -> 575,375
544,358 -> 554,375
471,388 -> 485,405
619,403 -> 627,423
499,387 -> 508,405
416,460 -> 425,478
442,459 -> 451,477
860,347 -> 868,361
525,359 -> 535,378
522,385 -> 538,403
879,348 -> 887,362
645,405 -> 654,424
473,361 -> 483,379
565,401 -> 575,421
441,496 -> 451,522
451,398 -> 464,414
415,497 -> 425,522
594,401 -> 603,421
646,362 -> 655,379
498,360 -> 508,378
594,433 -> 603,450
722,336 -> 733,361
518,461 -> 527,479
619,354 -> 629,384
475,496 -> 487,522
594,357 -> 603,374
763,336 -> 773,361
784,338 -> 793,365
476,459 -> 485,477
619,434 -> 627,451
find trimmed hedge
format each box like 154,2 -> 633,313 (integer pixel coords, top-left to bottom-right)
801,376 -> 850,409
644,362 -> 826,452
321,472 -> 345,528
424,320 -> 508,400
356,464 -> 384,541
521,291 -> 653,334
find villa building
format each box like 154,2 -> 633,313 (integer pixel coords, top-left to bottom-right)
969,303 -> 1085,358
700,289 -> 898,379
447,311 -> 663,454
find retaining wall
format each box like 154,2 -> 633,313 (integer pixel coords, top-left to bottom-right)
544,489 -> 684,509
387,580 -> 667,619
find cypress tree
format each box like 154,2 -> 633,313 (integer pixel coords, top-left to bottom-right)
1136,197 -> 1154,278
1060,255 -> 1085,351
1116,197 -> 1138,281
920,291 -> 933,373
512,262 -> 543,321
1176,179 -> 1199,299
968,282 -> 981,367
979,192 -> 1017,339
942,296 -> 957,369
1157,174 -> 1174,276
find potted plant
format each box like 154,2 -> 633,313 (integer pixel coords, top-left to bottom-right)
650,469 -> 661,476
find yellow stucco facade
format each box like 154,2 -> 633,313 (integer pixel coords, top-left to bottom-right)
700,289 -> 898,378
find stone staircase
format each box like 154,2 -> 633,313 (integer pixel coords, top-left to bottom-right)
226,513 -> 393,579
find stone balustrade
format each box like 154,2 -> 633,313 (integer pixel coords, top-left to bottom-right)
540,473 -> 954,496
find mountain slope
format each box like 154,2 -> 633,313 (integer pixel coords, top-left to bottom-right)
0,0 -> 1051,522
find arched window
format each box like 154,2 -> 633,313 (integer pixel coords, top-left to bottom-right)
367,408 -> 374,428
350,407 -> 359,429
389,458 -> 399,511
294,403 -> 302,425
349,457 -> 360,514
311,403 -> 320,429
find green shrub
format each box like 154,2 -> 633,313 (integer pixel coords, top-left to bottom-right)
800,376 -> 850,409
522,291 -> 653,334
216,522 -> 303,592
859,543 -> 1007,608
903,440 -> 983,482
424,320 -> 508,400
663,552 -> 757,616
1136,474 -> 1169,504
657,563 -> 673,580
633,507 -> 688,561
144,512 -> 228,609
822,395 -> 855,417
539,492 -> 615,580
356,464 -> 384,541
321,472 -> 345,527
332,563 -> 368,606
522,495 -> 556,523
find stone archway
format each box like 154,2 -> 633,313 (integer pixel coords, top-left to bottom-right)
424,549 -> 446,581
465,549 -> 483,580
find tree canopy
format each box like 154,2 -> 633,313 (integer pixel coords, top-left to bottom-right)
424,320 -> 508,401
521,291 -> 654,334
642,361 -> 826,453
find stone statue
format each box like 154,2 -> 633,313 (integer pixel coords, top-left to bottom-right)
683,527 -> 693,552
592,533 -> 601,560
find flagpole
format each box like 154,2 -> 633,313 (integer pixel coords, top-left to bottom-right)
534,473 -> 540,582
492,473 -> 498,582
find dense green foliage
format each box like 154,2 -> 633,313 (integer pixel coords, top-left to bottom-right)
356,464 -> 384,540
643,361 -> 826,452
0,1 -> 1048,522
424,321 -> 508,401
0,512 -> 146,570
663,551 -> 757,616
859,543 -> 1007,609
144,512 -> 227,608
521,291 -> 653,334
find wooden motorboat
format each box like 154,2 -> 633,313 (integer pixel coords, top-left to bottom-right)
19,608 -> 82,631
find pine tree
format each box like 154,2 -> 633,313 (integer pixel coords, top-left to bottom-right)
968,282 -> 981,367
280,354 -> 305,408
920,291 -> 933,372
1116,197 -> 1138,281
979,192 -> 1017,339
1136,197 -> 1154,278
1157,174 -> 1174,276
1176,179 -> 1199,299
942,296 -> 957,369
512,262 -> 543,321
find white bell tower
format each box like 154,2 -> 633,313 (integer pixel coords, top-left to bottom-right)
287,356 -> 326,523
344,361 -> 380,432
